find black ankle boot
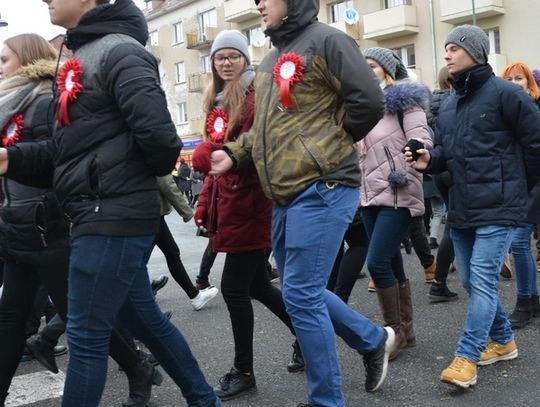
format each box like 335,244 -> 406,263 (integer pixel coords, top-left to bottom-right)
530,295 -> 540,317
508,297 -> 532,329
287,340 -> 305,372
26,333 -> 61,374
122,359 -> 163,407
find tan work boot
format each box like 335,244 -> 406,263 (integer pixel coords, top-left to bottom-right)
368,278 -> 376,292
440,356 -> 477,389
478,339 -> 518,366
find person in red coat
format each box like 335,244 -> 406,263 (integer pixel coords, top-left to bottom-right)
192,30 -> 304,401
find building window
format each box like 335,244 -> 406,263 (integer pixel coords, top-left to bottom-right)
174,62 -> 186,84
198,9 -> 217,39
149,31 -> 158,46
172,21 -> 183,44
177,103 -> 188,125
244,26 -> 265,47
487,28 -> 500,54
385,0 -> 412,8
200,55 -> 211,73
392,45 -> 416,69
328,1 -> 353,24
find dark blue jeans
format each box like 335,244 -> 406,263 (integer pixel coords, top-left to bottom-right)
361,207 -> 412,288
63,235 -> 219,407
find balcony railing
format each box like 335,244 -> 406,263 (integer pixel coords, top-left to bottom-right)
224,0 -> 260,23
363,5 -> 419,41
188,72 -> 212,93
440,0 -> 505,24
186,26 -> 218,50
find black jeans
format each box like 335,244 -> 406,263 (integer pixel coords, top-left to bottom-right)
408,216 -> 435,268
434,223 -> 455,283
155,217 -> 198,299
221,249 -> 295,373
196,242 -> 217,286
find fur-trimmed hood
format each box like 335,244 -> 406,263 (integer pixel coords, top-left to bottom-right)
11,58 -> 57,82
384,80 -> 431,114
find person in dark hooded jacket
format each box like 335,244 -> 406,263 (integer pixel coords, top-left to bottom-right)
0,1 -> 220,406
210,1 -> 396,406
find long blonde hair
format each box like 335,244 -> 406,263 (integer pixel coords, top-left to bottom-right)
202,61 -> 249,142
4,33 -> 57,68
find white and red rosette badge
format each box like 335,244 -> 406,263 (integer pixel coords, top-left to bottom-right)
206,108 -> 228,143
1,113 -> 24,147
273,52 -> 304,109
56,58 -> 84,127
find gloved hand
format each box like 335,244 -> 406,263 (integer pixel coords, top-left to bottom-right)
192,141 -> 221,174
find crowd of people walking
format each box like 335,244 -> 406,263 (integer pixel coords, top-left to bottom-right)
0,0 -> 540,407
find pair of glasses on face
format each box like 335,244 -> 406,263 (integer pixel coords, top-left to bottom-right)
213,53 -> 243,65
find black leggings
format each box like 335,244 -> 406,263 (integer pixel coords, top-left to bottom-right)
434,223 -> 455,283
0,245 -> 140,398
221,249 -> 295,373
154,217 -> 199,299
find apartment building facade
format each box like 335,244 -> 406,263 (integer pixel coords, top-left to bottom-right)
143,0 -> 540,159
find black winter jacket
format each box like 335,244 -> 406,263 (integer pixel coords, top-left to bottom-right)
428,64 -> 540,228
6,0 -> 181,238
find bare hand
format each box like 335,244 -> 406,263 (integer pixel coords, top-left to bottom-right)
0,148 -> 8,175
209,150 -> 233,175
403,147 -> 430,170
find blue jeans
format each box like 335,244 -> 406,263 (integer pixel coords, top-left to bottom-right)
450,226 -> 515,362
272,182 -> 384,407
511,224 -> 538,298
361,207 -> 412,288
63,235 -> 220,407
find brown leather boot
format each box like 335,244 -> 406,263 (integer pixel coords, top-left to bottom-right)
375,284 -> 406,360
398,280 -> 416,347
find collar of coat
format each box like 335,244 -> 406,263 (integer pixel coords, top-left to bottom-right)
383,80 -> 431,114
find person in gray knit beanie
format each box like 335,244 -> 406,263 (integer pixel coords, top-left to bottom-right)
363,47 -> 409,81
211,30 -> 251,65
444,24 -> 489,65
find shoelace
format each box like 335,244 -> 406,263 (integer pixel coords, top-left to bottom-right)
450,357 -> 468,371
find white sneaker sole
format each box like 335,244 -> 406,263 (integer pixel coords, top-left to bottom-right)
441,375 -> 477,388
370,326 -> 395,392
477,349 -> 518,366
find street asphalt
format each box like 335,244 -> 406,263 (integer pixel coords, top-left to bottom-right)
10,213 -> 540,406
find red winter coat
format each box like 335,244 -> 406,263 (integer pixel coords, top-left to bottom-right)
196,88 -> 272,253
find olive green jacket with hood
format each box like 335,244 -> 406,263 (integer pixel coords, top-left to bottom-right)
225,0 -> 385,206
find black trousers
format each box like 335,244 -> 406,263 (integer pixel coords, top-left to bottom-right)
221,249 -> 295,373
408,216 -> 435,268
155,217 -> 198,299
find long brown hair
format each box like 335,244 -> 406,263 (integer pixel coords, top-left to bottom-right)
202,61 -> 249,142
4,33 -> 57,68
501,62 -> 540,100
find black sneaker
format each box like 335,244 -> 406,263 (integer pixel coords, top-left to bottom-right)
214,367 -> 256,400
363,327 -> 395,392
26,334 -> 66,374
429,282 -> 458,303
508,298 -> 532,329
151,275 -> 169,296
287,340 -> 305,373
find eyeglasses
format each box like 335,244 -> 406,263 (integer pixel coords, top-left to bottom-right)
213,53 -> 243,65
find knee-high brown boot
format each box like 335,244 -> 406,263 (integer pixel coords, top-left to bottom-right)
398,280 -> 416,347
376,284 -> 406,360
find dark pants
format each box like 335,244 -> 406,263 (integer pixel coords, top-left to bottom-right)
196,242 -> 217,286
155,217 -> 198,299
435,223 -> 455,283
408,216 -> 435,268
220,249 -> 295,373
328,221 -> 369,303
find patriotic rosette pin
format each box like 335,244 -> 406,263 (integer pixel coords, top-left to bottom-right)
1,113 -> 24,147
206,108 -> 228,143
56,58 -> 84,127
273,52 -> 304,109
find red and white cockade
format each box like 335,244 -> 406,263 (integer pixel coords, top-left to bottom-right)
273,52 -> 304,109
56,58 -> 84,127
1,113 -> 24,147
206,107 -> 229,143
